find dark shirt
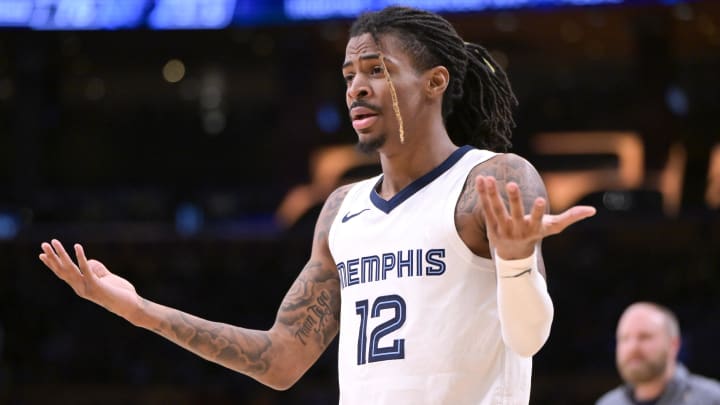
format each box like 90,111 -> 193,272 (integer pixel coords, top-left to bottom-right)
597,364 -> 720,405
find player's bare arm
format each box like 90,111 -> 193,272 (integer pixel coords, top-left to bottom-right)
455,153 -> 596,267
455,152 -> 594,357
456,153 -> 547,259
38,184 -> 353,391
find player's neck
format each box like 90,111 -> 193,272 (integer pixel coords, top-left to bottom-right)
376,130 -> 457,199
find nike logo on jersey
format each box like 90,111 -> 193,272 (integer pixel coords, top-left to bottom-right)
342,208 -> 370,223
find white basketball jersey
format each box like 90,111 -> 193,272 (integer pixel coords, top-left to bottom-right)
328,146 -> 532,405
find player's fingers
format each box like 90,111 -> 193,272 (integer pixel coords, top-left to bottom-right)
50,239 -> 83,280
51,239 -> 78,268
506,183 -> 525,222
529,197 -> 546,233
40,242 -> 62,270
542,205 -> 596,236
485,177 -> 510,230
74,243 -> 95,281
475,176 -> 498,231
40,245 -> 78,284
38,252 -> 60,275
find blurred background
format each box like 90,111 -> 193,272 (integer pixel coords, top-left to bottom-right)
0,0 -> 718,403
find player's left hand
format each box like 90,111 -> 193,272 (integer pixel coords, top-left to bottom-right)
475,175 -> 596,260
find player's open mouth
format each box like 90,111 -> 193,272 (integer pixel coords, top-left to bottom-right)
352,114 -> 379,130
350,106 -> 380,130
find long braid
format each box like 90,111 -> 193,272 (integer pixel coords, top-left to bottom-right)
379,52 -> 405,143
452,43 -> 517,151
350,6 -> 517,151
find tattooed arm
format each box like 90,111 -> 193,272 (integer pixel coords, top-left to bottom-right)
455,153 -> 595,356
456,153 -> 551,273
39,184 -> 353,390
456,153 -> 595,272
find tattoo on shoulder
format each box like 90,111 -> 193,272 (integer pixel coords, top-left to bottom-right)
315,184 -> 353,243
457,172 -> 479,215
472,153 -> 548,212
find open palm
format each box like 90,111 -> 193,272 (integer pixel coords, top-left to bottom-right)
475,175 -> 596,259
39,239 -> 141,320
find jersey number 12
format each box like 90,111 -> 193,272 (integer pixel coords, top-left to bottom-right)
355,294 -> 406,365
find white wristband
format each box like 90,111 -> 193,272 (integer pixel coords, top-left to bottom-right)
494,249 -> 535,278
494,246 -> 554,357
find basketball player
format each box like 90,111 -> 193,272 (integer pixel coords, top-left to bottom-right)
39,6 -> 596,404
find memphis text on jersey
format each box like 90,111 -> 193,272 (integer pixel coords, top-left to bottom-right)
336,248 -> 447,289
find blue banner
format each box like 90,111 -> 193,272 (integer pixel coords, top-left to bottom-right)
0,0 -> 687,30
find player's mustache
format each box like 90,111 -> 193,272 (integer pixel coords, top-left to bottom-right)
349,100 -> 381,114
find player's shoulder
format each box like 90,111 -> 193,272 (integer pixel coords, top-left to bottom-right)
321,183 -> 357,214
329,182 -> 357,200
469,151 -> 532,173
466,151 -> 540,185
312,182 -> 361,243
321,180 -> 372,217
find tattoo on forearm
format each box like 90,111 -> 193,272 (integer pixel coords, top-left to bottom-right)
152,303 -> 272,375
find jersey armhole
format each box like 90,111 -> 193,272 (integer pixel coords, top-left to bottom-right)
444,150 -> 496,272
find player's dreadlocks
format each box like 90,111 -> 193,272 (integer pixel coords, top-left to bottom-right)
349,6 -> 517,151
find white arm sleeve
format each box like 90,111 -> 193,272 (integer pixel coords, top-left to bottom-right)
495,247 -> 554,357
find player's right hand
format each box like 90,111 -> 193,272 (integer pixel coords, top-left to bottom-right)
39,239 -> 142,322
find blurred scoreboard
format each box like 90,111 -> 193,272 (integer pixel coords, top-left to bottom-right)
0,0 -> 681,30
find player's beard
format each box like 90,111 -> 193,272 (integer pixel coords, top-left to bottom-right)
357,132 -> 387,154
617,350 -> 668,385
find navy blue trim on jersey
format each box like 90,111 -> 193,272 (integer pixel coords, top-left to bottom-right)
370,145 -> 474,214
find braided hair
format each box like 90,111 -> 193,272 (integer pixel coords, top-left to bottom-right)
349,6 -> 517,151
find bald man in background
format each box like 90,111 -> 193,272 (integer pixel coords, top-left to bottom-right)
597,302 -> 720,405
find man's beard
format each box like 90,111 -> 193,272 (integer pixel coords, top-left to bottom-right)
617,352 -> 668,385
357,133 -> 387,154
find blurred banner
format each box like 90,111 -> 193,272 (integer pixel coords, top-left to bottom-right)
0,0 -> 686,30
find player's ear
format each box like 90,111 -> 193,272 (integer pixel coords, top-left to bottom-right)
425,66 -> 449,99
